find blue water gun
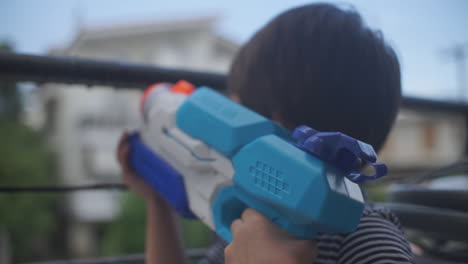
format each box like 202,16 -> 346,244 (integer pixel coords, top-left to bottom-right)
127,81 -> 387,242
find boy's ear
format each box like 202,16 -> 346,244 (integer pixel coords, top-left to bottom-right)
272,112 -> 286,127
229,93 -> 241,103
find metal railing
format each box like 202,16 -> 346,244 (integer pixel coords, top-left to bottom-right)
22,248 -> 208,264
0,52 -> 226,90
1,51 -> 467,154
1,52 -> 468,115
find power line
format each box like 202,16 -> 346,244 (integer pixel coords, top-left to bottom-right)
22,253 -> 144,264
0,183 -> 127,193
21,248 -> 208,264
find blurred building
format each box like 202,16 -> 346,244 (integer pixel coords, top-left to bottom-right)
36,16 -> 239,257
380,108 -> 466,178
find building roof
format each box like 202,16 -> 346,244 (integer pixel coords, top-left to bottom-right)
50,15 -> 239,55
76,15 -> 218,41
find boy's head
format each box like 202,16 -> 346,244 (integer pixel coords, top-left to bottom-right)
227,3 -> 401,152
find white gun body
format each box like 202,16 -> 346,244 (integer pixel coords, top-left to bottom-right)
140,85 -> 232,228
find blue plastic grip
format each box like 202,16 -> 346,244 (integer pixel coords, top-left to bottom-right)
127,133 -> 196,218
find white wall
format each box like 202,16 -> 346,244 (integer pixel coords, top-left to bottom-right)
380,109 -> 466,169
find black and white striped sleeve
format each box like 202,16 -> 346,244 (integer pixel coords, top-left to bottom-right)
199,205 -> 414,264
198,238 -> 227,264
336,205 -> 414,264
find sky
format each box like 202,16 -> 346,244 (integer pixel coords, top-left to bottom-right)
1,0 -> 467,101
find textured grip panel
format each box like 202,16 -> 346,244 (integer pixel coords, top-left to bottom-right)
250,161 -> 290,199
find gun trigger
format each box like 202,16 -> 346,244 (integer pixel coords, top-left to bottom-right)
345,162 -> 388,184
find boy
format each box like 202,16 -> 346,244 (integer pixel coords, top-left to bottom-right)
117,3 -> 413,263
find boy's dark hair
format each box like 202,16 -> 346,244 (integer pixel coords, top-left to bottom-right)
227,3 -> 401,152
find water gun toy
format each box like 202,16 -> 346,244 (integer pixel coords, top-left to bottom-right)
127,80 -> 387,242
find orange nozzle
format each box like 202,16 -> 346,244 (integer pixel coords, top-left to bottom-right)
171,80 -> 195,95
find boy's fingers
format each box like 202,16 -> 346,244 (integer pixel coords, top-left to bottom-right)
241,208 -> 264,223
116,132 -> 129,161
230,219 -> 243,236
224,244 -> 234,261
117,131 -> 129,149
120,145 -> 134,173
118,144 -> 133,173
117,142 -> 127,164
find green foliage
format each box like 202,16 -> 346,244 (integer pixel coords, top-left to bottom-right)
180,218 -> 213,249
100,193 -> 147,254
0,42 -> 58,261
0,119 -> 57,261
0,80 -> 21,121
363,184 -> 389,202
100,192 -> 214,257
0,43 -> 21,121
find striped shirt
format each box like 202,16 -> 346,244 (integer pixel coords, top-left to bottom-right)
199,204 -> 414,264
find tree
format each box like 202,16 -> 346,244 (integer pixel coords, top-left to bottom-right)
100,192 -> 214,263
0,42 -> 59,261
0,43 -> 21,121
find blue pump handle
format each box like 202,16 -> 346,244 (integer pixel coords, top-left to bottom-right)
292,125 -> 387,184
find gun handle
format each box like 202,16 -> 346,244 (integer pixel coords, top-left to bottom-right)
212,185 -> 315,242
127,133 -> 196,219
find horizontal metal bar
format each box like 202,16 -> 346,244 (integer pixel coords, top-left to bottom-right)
401,96 -> 468,115
22,254 -> 145,264
0,52 -> 226,90
21,248 -> 208,264
1,52 -> 468,114
0,183 -> 128,193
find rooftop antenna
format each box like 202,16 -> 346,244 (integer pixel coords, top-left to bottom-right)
443,43 -> 468,102
73,3 -> 86,32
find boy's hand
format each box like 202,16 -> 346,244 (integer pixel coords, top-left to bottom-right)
117,132 -> 158,201
225,209 -> 317,264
